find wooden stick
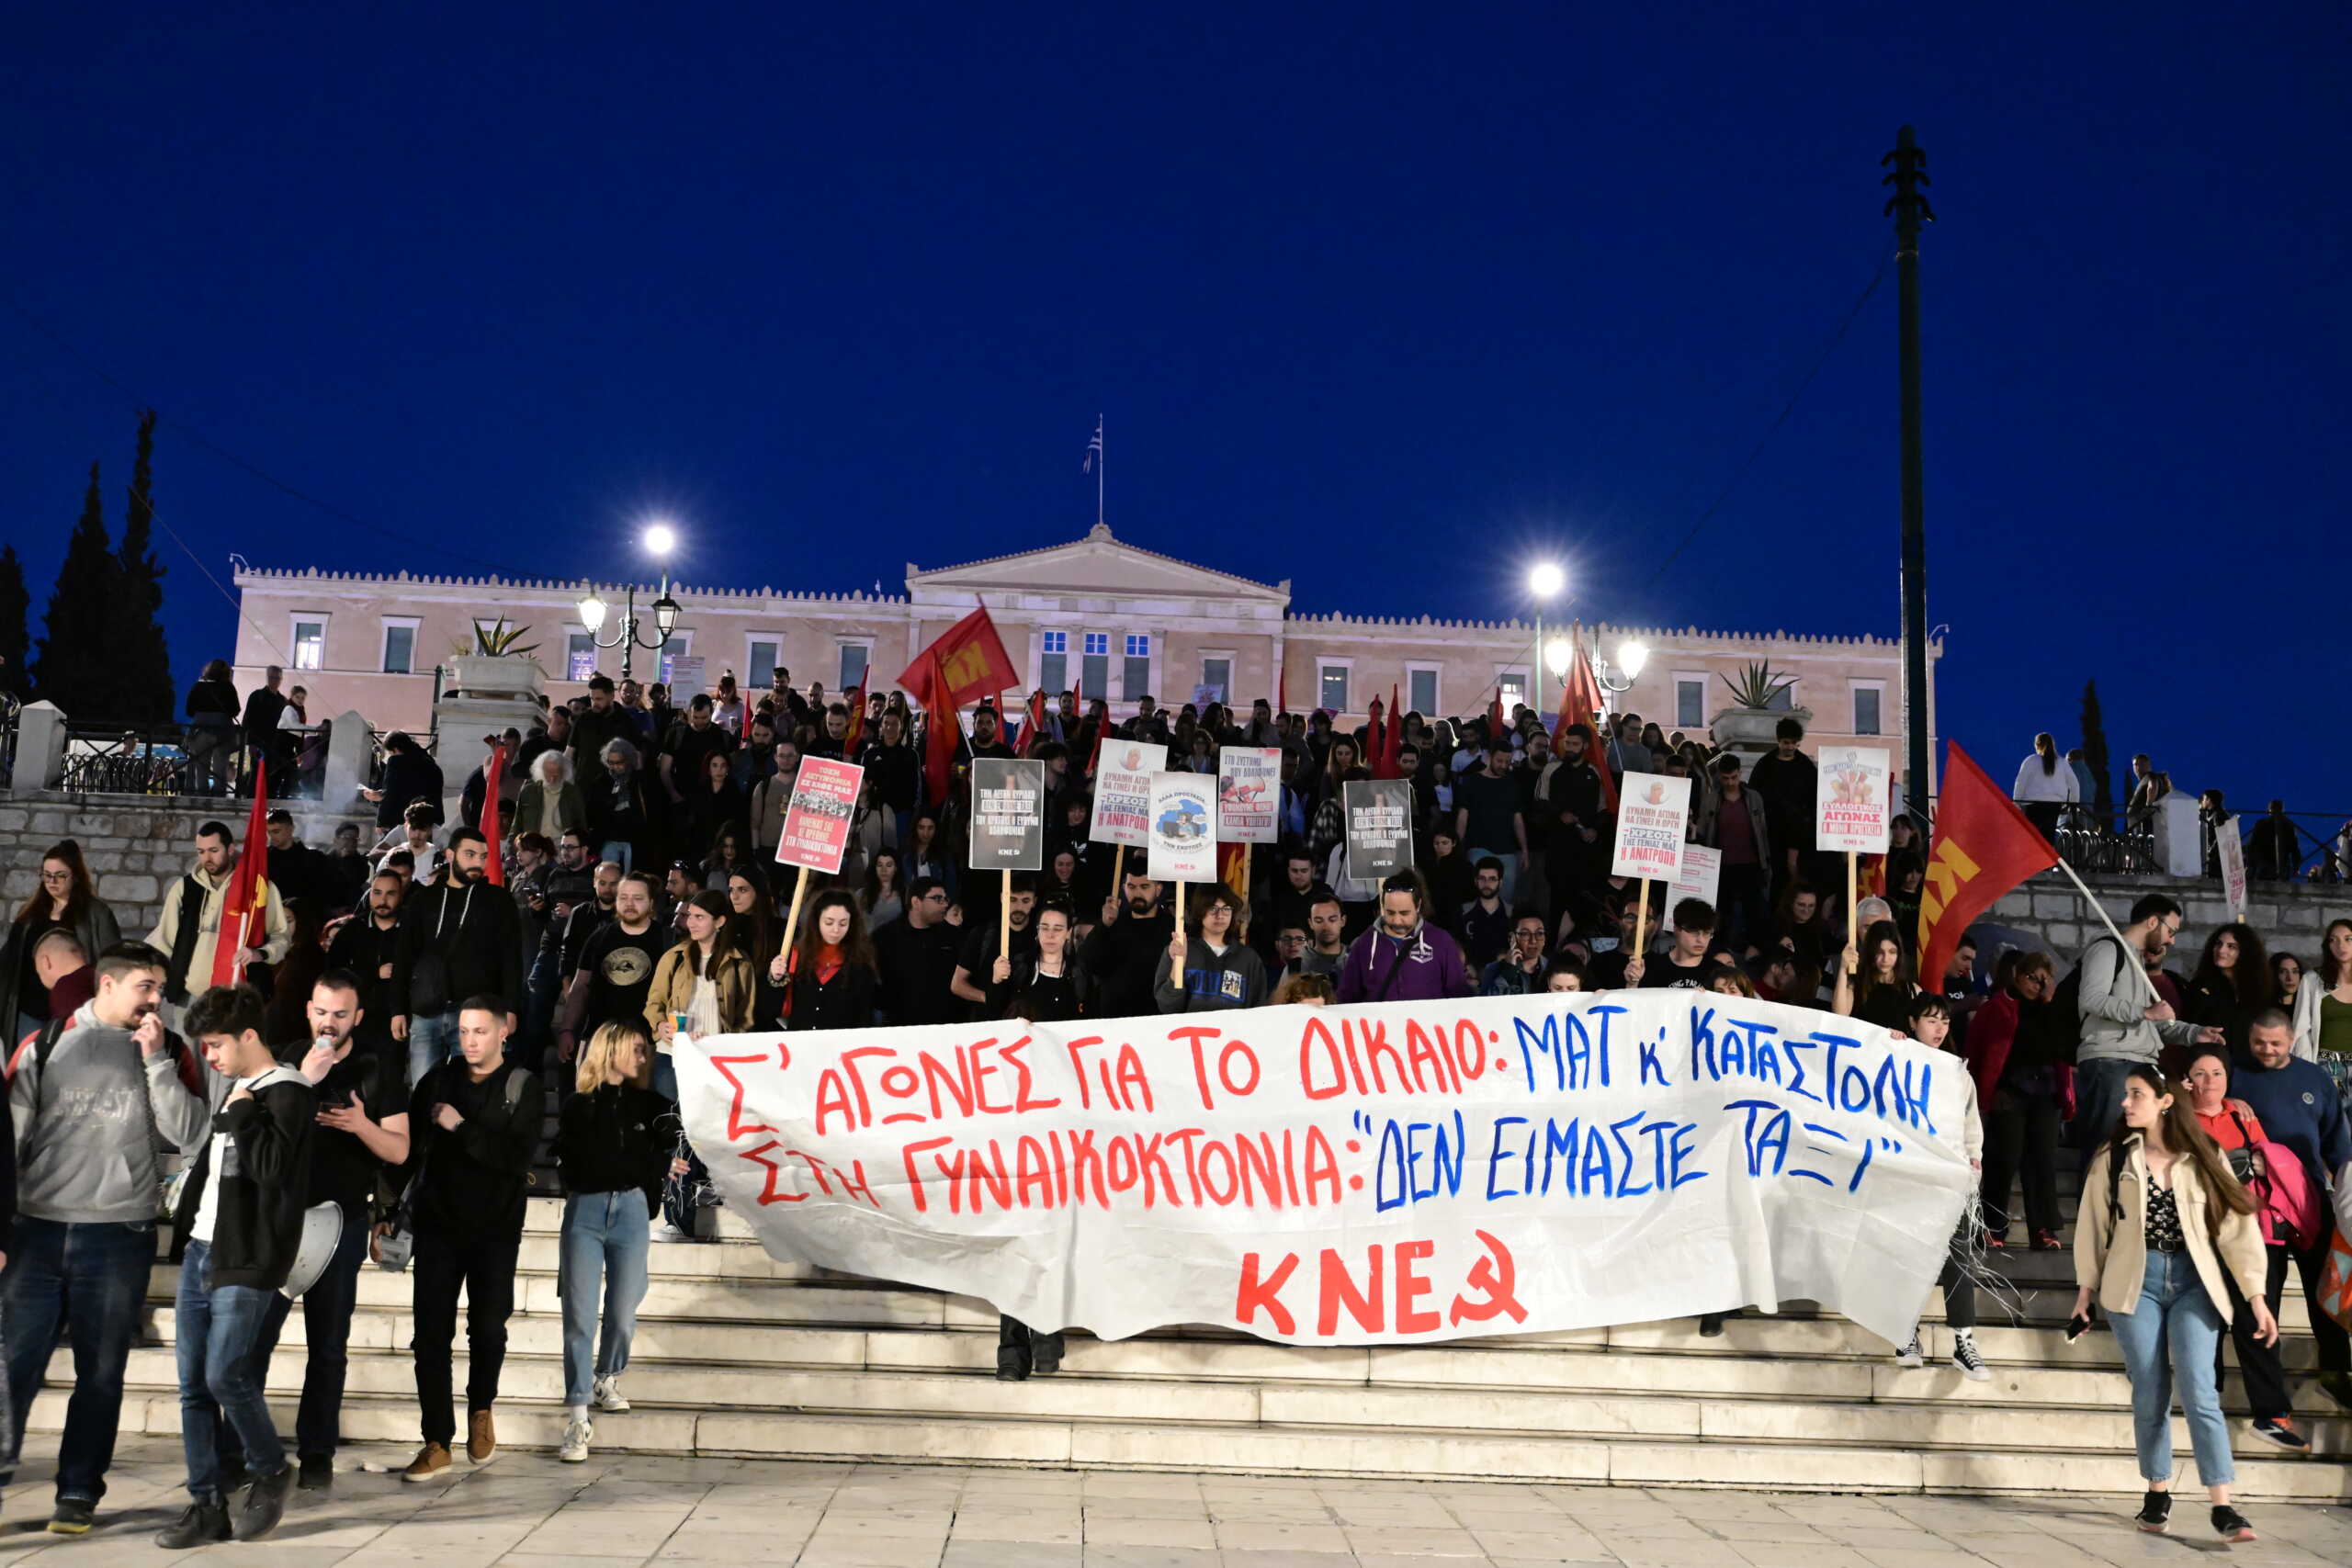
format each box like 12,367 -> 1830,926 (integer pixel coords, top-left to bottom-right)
1113,843 -> 1125,896
777,866 -> 810,964
1175,876 -> 1186,930
1846,850 -> 1859,959
1001,878 -> 1012,968
1634,877 -> 1649,966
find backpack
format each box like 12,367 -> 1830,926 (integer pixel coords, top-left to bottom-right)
2042,934 -> 2132,1066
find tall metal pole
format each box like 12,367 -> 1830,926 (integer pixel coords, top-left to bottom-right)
1883,127 -> 1935,820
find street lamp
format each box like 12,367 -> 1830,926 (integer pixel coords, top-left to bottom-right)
1544,637 -> 1572,681
577,523 -> 684,681
1526,561 -> 1564,705
1591,637 -> 1647,694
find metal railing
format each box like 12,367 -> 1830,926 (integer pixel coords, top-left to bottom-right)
2227,809 -> 2351,885
2047,805 -> 2161,875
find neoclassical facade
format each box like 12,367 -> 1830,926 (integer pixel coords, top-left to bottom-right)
232,524 -> 1937,776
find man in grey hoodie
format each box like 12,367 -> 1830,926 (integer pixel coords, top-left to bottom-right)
2071,893 -> 2222,1156
2,942 -> 210,1534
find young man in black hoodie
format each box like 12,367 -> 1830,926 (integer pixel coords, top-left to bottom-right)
161,985 -> 313,1548
401,996 -> 540,1482
390,828 -> 521,1088
1080,867 -> 1175,1017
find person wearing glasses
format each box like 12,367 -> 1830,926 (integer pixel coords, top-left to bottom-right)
2,842 -> 122,1041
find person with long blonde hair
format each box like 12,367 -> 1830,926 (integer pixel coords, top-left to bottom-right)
552,1021 -> 677,1463
2073,1063 -> 2273,1542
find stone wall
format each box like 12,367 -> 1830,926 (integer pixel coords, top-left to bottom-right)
1984,868 -> 2350,968
0,791 -> 373,939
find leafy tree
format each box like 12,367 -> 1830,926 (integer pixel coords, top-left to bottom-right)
2078,679 -> 2114,827
110,409 -> 174,723
0,546 -> 28,703
30,462 -> 126,719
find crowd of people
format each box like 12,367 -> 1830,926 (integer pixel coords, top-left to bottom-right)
3,673 -> 2351,1546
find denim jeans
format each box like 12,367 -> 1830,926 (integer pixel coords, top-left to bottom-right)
2109,1248 -> 2232,1486
1,1217 -> 155,1503
560,1190 -> 651,1407
175,1241 -> 286,1502
2071,1056 -> 2140,1161
408,1006 -> 462,1089
243,1216 -> 370,1463
599,840 -> 635,874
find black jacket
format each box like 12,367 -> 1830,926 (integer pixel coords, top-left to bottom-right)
393,878 -> 523,1020
171,1066 -> 314,1291
787,962 -> 878,1032
376,751 -> 445,829
874,920 -> 963,1026
402,1057 -> 540,1238
1080,906 -> 1176,1018
556,1083 -> 674,1214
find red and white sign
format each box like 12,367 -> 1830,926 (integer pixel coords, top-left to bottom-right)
1611,773 -> 1690,882
1662,844 -> 1722,931
1216,748 -> 1280,844
775,757 -> 865,874
1816,746 -> 1893,855
1089,741 -> 1168,848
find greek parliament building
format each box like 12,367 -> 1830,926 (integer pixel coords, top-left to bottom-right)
230,523 -> 1937,769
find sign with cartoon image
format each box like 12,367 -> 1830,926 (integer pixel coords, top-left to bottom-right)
1817,746 -> 1894,855
1146,771 -> 1218,882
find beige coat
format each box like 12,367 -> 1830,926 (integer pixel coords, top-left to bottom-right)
643,942 -> 756,1037
2075,1136 -> 2267,1321
146,861 -> 291,998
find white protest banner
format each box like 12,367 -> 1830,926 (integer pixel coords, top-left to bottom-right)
1088,741 -> 1168,848
1611,773 -> 1690,882
1217,747 -> 1280,844
665,653 -> 707,694
2217,817 -> 2248,921
1662,844 -> 1722,931
679,990 -> 1973,1347
1817,747 -> 1894,855
1146,771 -> 1218,883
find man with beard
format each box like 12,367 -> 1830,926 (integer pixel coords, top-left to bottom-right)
1537,723 -> 1611,910
390,829 -> 522,1087
952,876 -> 1036,1016
1080,867 -> 1176,1017
2,942 -> 209,1533
520,830 -> 596,1066
149,820 -> 292,1014
558,872 -> 664,1059
327,870 -> 409,1063
1258,851 -> 1330,964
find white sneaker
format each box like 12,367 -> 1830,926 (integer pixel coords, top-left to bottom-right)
652,1221 -> 692,1245
593,1375 -> 630,1414
559,1415 -> 593,1463
1951,1333 -> 1991,1382
1894,1334 -> 1925,1369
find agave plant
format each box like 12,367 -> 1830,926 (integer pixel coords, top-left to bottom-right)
469,617 -> 540,660
1718,660 -> 1796,711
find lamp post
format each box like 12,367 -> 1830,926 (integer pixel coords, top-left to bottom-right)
1526,561 -> 1564,705
577,524 -> 683,682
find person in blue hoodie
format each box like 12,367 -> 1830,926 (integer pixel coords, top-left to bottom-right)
2230,1008 -> 2352,1410
1156,884 -> 1268,1012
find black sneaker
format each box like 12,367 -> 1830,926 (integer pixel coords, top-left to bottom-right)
2134,1490 -> 2171,1534
234,1466 -> 293,1542
2249,1416 -> 2311,1451
298,1455 -> 334,1492
47,1499 -> 97,1536
1697,1314 -> 1725,1337
2211,1506 -> 2255,1544
155,1500 -> 232,1551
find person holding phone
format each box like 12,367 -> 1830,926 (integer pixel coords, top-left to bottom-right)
2072,1064 -> 2275,1543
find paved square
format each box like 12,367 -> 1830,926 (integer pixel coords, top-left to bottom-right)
0,1440 -> 2346,1566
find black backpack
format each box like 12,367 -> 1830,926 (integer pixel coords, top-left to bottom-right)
2038,934 -> 2132,1066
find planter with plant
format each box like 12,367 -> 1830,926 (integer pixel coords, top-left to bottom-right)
1709,660 -> 1811,750
446,618 -> 547,701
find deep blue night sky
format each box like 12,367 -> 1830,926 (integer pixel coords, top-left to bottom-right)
4,4 -> 2346,818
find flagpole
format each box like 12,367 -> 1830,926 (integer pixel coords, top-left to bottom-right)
1096,413 -> 1104,527
2050,857 -> 2147,995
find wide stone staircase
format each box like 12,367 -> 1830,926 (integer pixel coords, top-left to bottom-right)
28,1149 -> 2352,1500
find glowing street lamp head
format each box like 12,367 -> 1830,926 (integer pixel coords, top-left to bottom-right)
576,592 -> 608,634
1544,637 -> 1572,678
1618,639 -> 1650,681
642,522 -> 677,558
1527,562 -> 1565,600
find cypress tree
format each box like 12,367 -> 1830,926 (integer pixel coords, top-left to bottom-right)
0,546 -> 28,703
30,462 -> 126,720
2078,679 -> 2114,828
112,409 -> 175,723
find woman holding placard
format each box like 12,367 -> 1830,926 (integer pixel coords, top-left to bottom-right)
1833,919 -> 1921,1035
777,890 -> 879,1031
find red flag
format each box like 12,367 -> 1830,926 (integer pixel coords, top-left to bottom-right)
1365,694 -> 1386,778
920,655 -> 959,807
1381,682 -> 1403,779
1277,664 -> 1287,717
1017,690 -> 1047,758
1487,687 -> 1505,743
212,762 -> 273,987
1917,742 -> 2060,988
481,741 -> 508,887
1084,706 -> 1107,780
842,684 -> 866,754
897,606 -> 1018,711
1555,629 -> 1619,815
1218,840 -> 1250,903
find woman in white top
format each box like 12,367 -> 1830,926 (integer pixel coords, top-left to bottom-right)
2011,732 -> 2078,839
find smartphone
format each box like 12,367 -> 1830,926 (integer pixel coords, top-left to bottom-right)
2064,1313 -> 2093,1342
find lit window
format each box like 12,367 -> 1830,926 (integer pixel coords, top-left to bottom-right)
1125,634 -> 1150,658
292,619 -> 325,671
567,632 -> 597,681
1676,678 -> 1705,730
1083,632 -> 1109,657
1319,665 -> 1350,713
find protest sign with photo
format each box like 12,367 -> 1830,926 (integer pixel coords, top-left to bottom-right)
1817,746 -> 1894,855
773,758 -> 865,874
969,758 -> 1046,871
1611,773 -> 1690,882
681,988 -> 1972,1347
1342,778 -> 1415,883
1216,747 -> 1281,844
1146,771 -> 1218,882
1089,741 -> 1168,847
